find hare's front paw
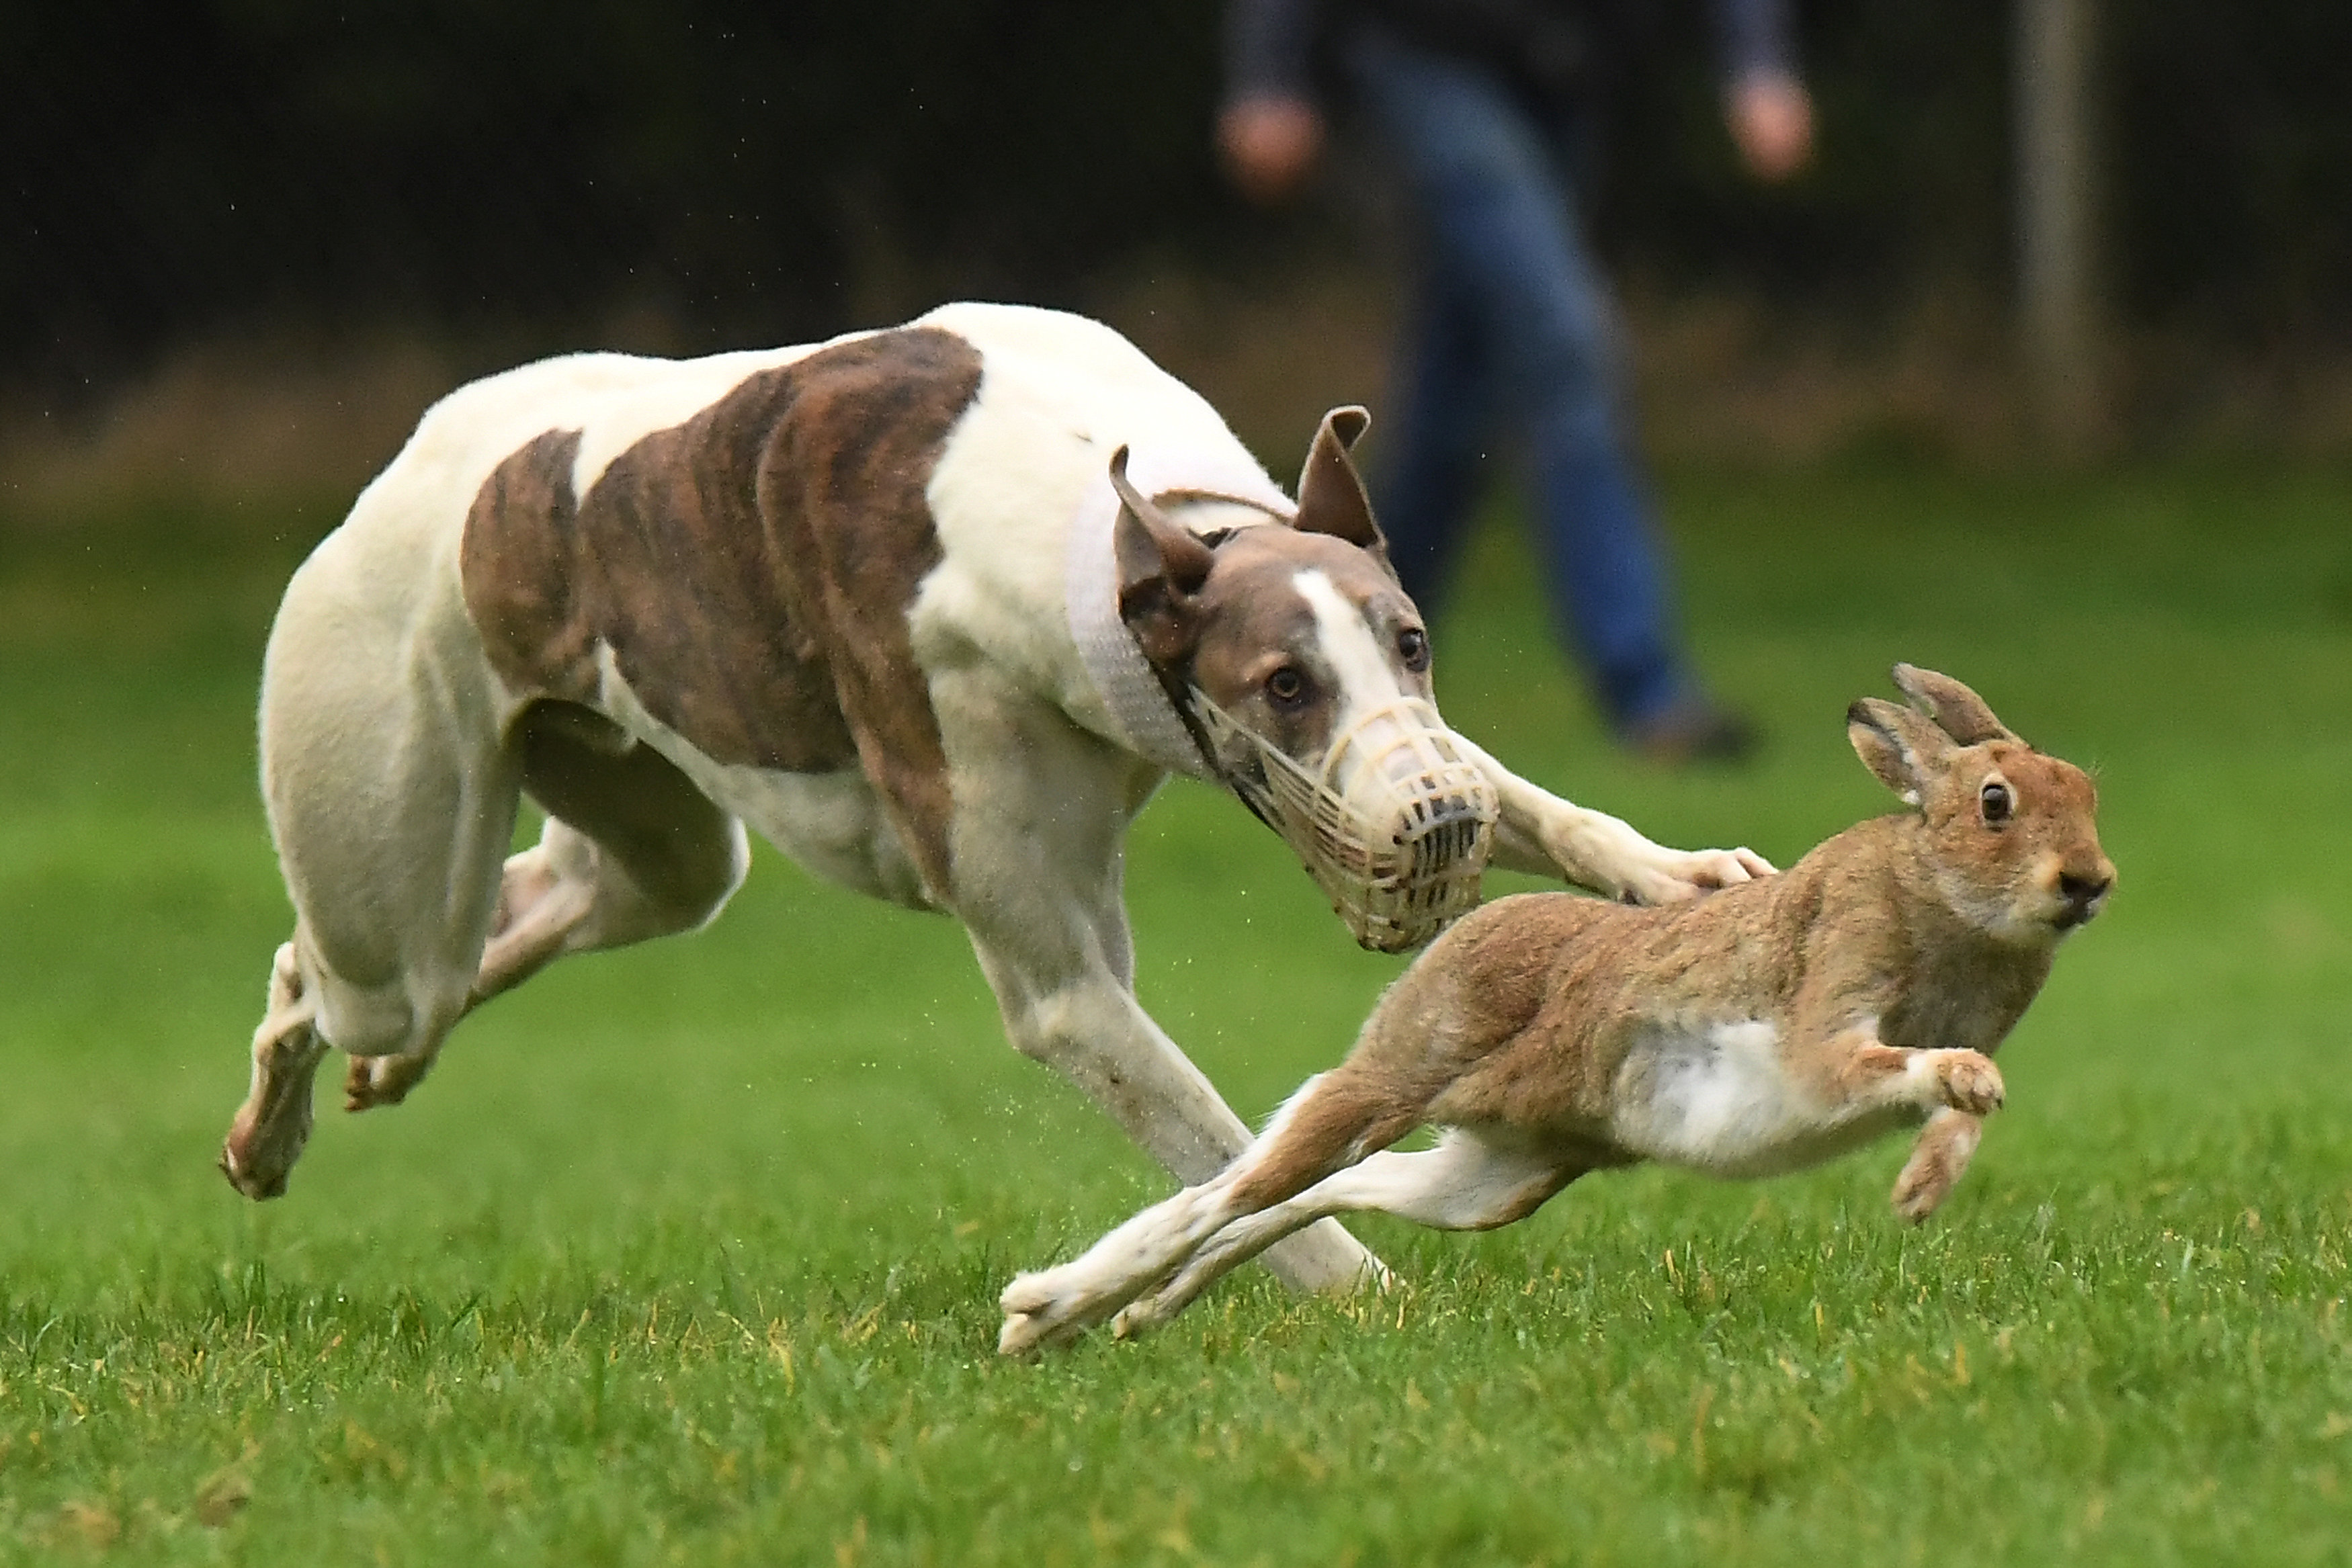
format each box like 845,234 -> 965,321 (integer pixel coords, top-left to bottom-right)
1891,1151 -> 1953,1225
1927,1051 -> 2005,1116
1891,1110 -> 1985,1224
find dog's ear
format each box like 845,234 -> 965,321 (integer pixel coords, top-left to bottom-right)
1847,697 -> 1954,806
1111,445 -> 1216,665
1891,664 -> 2019,746
1293,406 -> 1390,562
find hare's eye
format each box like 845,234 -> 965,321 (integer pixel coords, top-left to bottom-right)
1398,627 -> 1431,672
1980,781 -> 2014,824
1265,666 -> 1309,709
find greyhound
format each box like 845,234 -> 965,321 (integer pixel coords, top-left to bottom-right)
219,302 -> 1767,1292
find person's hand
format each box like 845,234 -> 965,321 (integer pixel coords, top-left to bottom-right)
1217,96 -> 1325,206
1726,71 -> 1813,182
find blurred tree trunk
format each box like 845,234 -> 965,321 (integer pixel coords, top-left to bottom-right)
2015,0 -> 2103,453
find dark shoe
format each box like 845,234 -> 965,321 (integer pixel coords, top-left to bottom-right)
1622,698 -> 1761,766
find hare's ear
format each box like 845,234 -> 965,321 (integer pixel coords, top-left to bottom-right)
1293,406 -> 1390,562
1847,697 -> 1954,806
1892,664 -> 2019,746
1112,446 -> 1217,666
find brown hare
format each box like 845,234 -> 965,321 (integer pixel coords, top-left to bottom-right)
999,665 -> 2114,1353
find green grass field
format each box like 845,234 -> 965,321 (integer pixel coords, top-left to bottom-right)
2,464 -> 2348,1564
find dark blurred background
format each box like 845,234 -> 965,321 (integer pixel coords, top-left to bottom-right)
7,0 -> 2350,511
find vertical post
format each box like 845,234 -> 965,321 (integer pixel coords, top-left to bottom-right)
2015,0 -> 2102,451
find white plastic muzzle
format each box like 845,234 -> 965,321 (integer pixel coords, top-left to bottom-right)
1189,693 -> 1499,953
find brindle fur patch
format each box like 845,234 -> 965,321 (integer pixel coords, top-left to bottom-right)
461,326 -> 985,899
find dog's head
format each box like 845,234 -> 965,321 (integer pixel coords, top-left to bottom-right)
1114,408 -> 1496,951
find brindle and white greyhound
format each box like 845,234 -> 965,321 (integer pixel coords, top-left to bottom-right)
219,302 -> 1767,1292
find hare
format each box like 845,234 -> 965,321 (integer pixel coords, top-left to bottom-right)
999,665 -> 2114,1354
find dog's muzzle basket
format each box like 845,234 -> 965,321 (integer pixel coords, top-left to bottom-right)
1190,694 -> 1499,953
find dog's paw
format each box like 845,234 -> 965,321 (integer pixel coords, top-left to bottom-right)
220,1095 -> 311,1201
1929,1051 -> 2005,1117
344,1053 -> 430,1113
216,1141 -> 290,1201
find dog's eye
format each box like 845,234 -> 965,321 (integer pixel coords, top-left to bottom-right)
1980,780 -> 2014,824
1398,627 -> 1431,672
1265,666 -> 1309,709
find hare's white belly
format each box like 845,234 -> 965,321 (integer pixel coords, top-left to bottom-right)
1611,1020 -> 1910,1179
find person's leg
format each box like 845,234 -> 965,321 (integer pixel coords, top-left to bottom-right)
1529,390 -> 1689,731
1370,264 -> 1488,614
1345,32 -> 1739,748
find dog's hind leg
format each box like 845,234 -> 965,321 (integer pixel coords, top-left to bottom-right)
343,702 -> 748,1109
219,939 -> 331,1199
222,562 -> 521,1199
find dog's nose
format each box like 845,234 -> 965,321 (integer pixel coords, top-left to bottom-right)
1411,791 -> 1487,830
1398,791 -> 1484,855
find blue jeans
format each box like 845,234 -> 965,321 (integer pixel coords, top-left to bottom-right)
1346,26 -> 1693,730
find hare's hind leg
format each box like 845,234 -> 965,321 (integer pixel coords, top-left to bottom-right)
1111,1129 -> 1579,1338
344,703 -> 747,1109
997,1065 -> 1428,1354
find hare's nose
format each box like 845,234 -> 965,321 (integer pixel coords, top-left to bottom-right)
2057,870 -> 2111,908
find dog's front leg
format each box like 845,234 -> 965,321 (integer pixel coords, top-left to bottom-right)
935,667 -> 1380,1295
1450,737 -> 1774,903
968,949 -> 1375,1295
